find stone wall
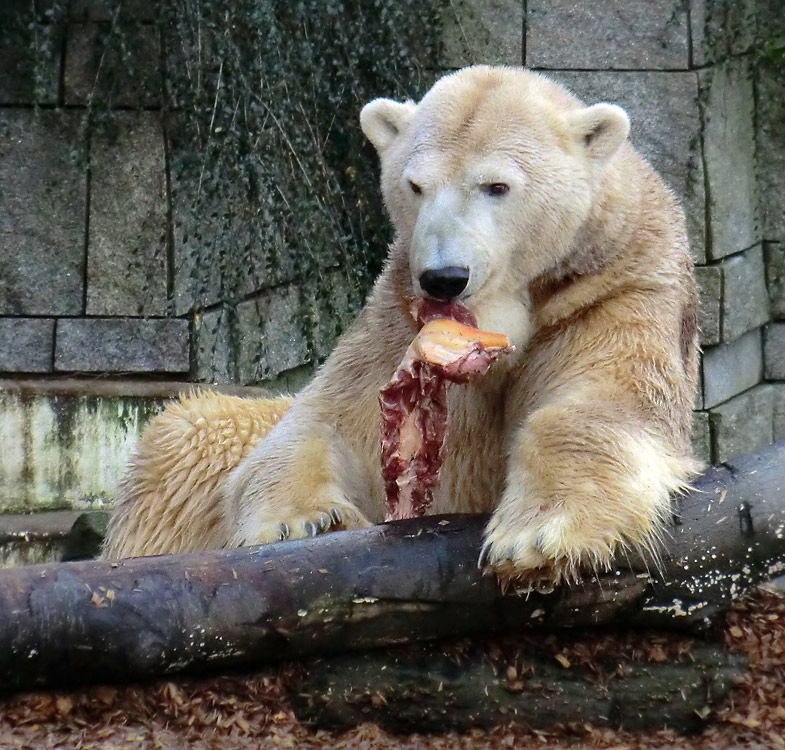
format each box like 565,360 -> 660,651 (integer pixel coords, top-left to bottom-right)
0,0 -> 783,522
446,0 -> 783,466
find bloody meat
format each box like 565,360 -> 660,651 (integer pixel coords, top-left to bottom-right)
380,314 -> 513,521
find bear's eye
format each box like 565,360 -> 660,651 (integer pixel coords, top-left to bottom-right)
482,182 -> 510,197
408,180 -> 422,195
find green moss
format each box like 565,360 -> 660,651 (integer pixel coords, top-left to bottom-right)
2,0 -> 445,384
162,0 -> 443,373
698,0 -> 783,75
0,393 -> 164,513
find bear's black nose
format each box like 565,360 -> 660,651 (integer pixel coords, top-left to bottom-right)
419,267 -> 470,301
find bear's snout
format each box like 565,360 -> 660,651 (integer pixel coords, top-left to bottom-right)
419,266 -> 470,301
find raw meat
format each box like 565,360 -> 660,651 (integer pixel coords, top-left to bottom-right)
380,312 -> 513,521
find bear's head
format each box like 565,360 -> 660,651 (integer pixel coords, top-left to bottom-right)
360,66 -> 630,342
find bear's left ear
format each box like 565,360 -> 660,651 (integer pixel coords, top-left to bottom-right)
360,98 -> 417,154
570,103 -> 630,162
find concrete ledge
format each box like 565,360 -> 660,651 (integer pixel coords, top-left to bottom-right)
0,510 -> 82,544
0,377 -> 271,399
0,510 -> 109,568
0,510 -> 81,568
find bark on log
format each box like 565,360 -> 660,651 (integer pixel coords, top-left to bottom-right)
0,441 -> 783,696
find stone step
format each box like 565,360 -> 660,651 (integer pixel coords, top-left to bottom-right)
0,510 -> 80,568
0,510 -> 109,567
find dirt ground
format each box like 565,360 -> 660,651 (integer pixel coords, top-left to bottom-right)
2,588 -> 784,750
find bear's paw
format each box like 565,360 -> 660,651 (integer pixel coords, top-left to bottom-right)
231,500 -> 370,547
479,507 -> 619,593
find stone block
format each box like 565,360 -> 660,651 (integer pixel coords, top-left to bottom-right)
168,116 -> 299,316
87,112 -> 167,316
694,358 -> 704,410
441,0 -> 522,67
551,71 -> 705,263
701,59 -> 759,260
691,0 -> 757,67
757,60 -> 785,243
172,221 -> 223,317
526,0 -> 689,70
55,318 -> 190,373
758,0 -> 785,35
0,110 -> 86,315
766,243 -> 785,320
193,307 -> 233,384
709,385 -> 773,464
696,246 -> 769,348
701,327 -> 762,409
235,287 -> 311,383
167,117 -> 211,316
171,193 -> 297,317
171,188 -> 293,317
772,384 -> 785,442
194,269 -> 355,386
765,323 -> 785,381
0,318 -> 54,373
309,269 -> 357,362
64,22 -> 161,107
695,265 -> 721,347
0,2 -> 62,105
194,286 -> 310,385
721,245 -> 768,343
690,410 -> 712,466
69,0 -> 157,21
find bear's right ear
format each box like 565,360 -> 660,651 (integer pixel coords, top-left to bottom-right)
360,98 -> 417,153
570,103 -> 630,163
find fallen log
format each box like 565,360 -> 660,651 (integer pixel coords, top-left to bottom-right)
0,441 -> 783,699
291,636 -> 745,734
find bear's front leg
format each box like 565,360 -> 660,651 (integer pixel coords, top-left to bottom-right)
481,400 -> 697,590
224,410 -> 373,546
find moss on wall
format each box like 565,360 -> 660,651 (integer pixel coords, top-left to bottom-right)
0,393 -> 163,512
2,0 -> 445,382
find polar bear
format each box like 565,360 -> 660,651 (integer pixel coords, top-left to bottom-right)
103,66 -> 699,587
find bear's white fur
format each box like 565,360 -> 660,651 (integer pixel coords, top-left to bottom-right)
103,66 -> 699,587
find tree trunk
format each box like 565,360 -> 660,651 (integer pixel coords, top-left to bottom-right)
0,441 -> 783,695
291,638 -> 745,734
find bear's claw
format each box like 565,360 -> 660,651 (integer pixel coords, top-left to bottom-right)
240,503 -> 370,546
483,557 -> 575,595
303,513 -> 333,537
479,512 -> 595,593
